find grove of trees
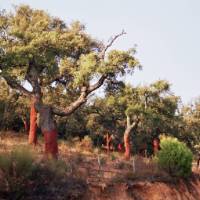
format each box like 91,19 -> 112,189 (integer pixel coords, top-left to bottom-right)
0,5 -> 200,158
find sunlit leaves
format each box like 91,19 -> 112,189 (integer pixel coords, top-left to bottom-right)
73,53 -> 99,86
105,49 -> 140,75
0,5 -> 98,82
125,104 -> 143,116
0,4 -> 142,124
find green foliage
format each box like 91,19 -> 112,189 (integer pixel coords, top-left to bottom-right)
0,78 -> 29,131
0,5 -> 140,101
125,104 -> 144,116
1,5 -> 199,160
0,145 -> 69,199
178,98 -> 200,152
157,136 -> 193,178
87,96 -> 123,136
86,80 -> 180,157
150,80 -> 170,93
73,52 -> 99,86
32,159 -> 68,181
1,5 -> 93,80
0,5 -> 142,141
0,146 -> 35,199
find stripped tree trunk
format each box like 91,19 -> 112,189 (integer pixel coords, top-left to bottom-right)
153,138 -> 160,155
124,115 -> 140,160
26,61 -> 42,146
106,133 -> 113,153
124,127 -> 131,159
106,133 -> 110,153
28,98 -> 37,145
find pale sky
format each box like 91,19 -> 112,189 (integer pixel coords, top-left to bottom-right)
1,0 -> 200,103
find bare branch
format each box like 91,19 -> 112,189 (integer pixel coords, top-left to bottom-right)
100,30 -> 126,59
52,86 -> 87,116
51,31 -> 126,116
53,73 -> 108,116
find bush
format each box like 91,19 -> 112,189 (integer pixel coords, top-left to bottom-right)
0,146 -> 36,199
0,146 -> 69,199
157,136 -> 193,178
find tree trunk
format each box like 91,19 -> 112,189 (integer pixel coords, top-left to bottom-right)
22,118 -> 29,134
106,133 -> 112,153
106,133 -> 110,153
123,116 -> 140,160
124,128 -> 131,159
153,138 -> 160,155
28,98 -> 37,145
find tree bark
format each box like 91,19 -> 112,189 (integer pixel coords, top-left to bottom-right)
52,76 -> 108,117
22,117 -> 29,134
124,116 -> 140,160
153,138 -> 160,155
106,133 -> 112,153
124,128 -> 131,159
28,98 -> 37,145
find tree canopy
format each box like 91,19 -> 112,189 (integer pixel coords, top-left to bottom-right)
0,5 -> 140,116
0,5 -> 199,158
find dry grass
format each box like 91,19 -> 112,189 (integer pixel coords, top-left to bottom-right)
1,132 -> 200,200
0,131 -> 28,153
0,132 -> 173,185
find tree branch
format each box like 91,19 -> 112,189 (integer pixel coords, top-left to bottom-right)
51,31 -> 126,116
88,74 -> 107,93
99,30 -> 126,59
52,86 -> 87,116
53,74 -> 109,116
127,115 -> 131,127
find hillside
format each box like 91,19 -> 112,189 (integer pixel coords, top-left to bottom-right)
0,132 -> 200,200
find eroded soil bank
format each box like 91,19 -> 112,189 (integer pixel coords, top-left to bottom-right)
84,174 -> 200,200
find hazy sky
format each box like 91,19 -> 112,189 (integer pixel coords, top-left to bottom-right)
1,0 -> 200,103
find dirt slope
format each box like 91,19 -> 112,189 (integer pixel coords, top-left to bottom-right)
1,132 -> 200,200
85,174 -> 200,200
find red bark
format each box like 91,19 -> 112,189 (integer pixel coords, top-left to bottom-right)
123,117 -> 140,159
28,100 -> 37,145
106,133 -> 112,153
118,143 -> 123,152
153,138 -> 160,154
43,129 -> 58,159
124,131 -> 130,159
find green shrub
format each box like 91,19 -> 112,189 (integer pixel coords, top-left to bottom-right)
0,146 -> 69,199
157,136 -> 193,178
0,146 -> 36,199
40,159 -> 68,178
